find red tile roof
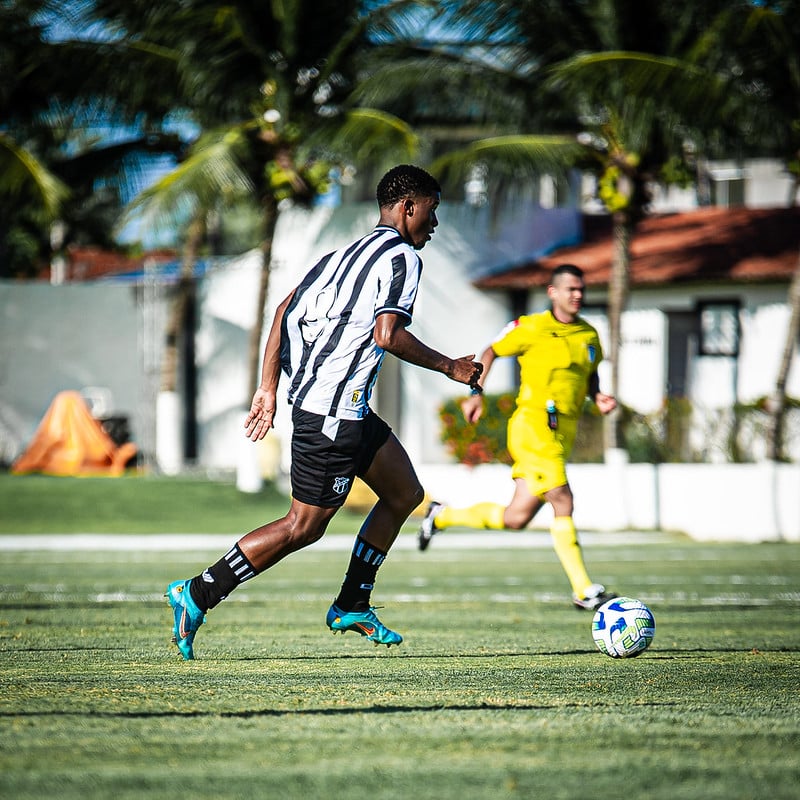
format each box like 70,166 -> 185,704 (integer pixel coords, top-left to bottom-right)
41,246 -> 177,282
475,206 -> 800,289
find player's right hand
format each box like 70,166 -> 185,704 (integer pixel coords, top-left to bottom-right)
244,387 -> 276,441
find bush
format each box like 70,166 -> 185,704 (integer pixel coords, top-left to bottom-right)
438,394 -> 799,465
438,392 -> 515,466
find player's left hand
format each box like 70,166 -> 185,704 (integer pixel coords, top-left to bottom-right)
450,354 -> 483,387
595,393 -> 617,415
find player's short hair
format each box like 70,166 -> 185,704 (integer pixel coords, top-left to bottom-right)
550,263 -> 584,285
376,165 -> 441,208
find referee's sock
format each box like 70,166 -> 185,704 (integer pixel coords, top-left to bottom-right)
435,502 -> 506,530
188,542 -> 258,612
334,535 -> 387,612
550,515 -> 593,598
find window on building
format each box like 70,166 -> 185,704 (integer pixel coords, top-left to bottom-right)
698,301 -> 740,356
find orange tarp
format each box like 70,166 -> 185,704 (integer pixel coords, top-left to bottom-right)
11,391 -> 137,477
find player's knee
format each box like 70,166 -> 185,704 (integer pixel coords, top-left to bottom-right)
393,480 -> 424,517
282,509 -> 327,549
410,482 -> 425,511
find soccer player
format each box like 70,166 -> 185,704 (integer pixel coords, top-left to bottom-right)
417,263 -> 618,610
166,164 -> 483,659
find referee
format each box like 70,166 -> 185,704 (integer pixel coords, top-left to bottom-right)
418,263 -> 619,611
166,164 -> 483,659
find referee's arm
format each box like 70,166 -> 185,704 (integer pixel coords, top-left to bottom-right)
587,371 -> 617,415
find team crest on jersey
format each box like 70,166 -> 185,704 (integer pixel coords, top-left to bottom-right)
332,476 -> 350,495
587,344 -> 596,363
351,390 -> 361,404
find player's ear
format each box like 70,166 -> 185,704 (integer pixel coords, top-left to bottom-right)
403,197 -> 415,216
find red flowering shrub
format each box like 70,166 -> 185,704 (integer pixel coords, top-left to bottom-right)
438,393 -> 514,466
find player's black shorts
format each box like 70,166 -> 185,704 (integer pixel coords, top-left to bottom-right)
290,407 -> 392,508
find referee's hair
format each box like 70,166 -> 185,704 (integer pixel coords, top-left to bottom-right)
550,263 -> 584,284
377,165 -> 441,208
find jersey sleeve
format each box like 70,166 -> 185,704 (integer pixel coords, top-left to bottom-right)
491,318 -> 530,357
375,250 -> 421,324
583,324 -> 603,370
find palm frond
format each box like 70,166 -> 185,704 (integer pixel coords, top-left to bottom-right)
308,108 -> 419,166
430,134 -> 584,185
117,126 -> 253,235
0,132 -> 70,217
547,51 -> 730,114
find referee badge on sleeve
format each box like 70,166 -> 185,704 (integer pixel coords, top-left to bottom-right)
587,344 -> 596,363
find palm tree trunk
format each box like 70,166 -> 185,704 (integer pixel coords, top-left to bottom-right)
156,214 -> 204,475
247,194 -> 279,400
159,215 -> 205,393
236,195 -> 280,494
765,247 -> 800,461
604,212 -> 633,451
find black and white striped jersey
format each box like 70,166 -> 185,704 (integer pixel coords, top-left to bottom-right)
279,225 -> 423,421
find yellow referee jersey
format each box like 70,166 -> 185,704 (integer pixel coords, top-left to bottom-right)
491,310 -> 603,418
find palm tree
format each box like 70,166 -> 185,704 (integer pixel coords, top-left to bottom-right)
726,2 -> 800,461
1,1 -> 187,278
355,0 -> 767,452
80,0 -> 421,471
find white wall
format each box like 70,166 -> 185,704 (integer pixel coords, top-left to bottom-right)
416,461 -> 800,542
194,250 -> 262,470
585,285 -> 800,412
0,281 -> 156,465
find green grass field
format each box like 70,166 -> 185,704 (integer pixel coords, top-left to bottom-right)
1,475 -> 799,799
0,473 -> 369,534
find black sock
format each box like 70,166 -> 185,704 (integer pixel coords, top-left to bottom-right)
188,543 -> 257,611
334,536 -> 387,612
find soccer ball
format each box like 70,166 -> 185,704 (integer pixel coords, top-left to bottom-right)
591,597 -> 655,658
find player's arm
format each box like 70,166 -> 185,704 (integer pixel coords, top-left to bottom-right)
373,311 -> 482,387
244,289 -> 295,441
588,371 -> 617,415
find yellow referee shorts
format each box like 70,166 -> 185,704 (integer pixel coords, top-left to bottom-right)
507,407 -> 578,499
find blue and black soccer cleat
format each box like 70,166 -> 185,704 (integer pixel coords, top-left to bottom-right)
326,603 -> 403,647
165,579 -> 206,660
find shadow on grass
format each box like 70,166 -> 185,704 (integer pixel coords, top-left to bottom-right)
0,699 -> 682,719
7,645 -> 797,658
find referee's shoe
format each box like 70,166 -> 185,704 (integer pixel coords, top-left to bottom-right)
573,583 -> 617,611
417,501 -> 443,551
